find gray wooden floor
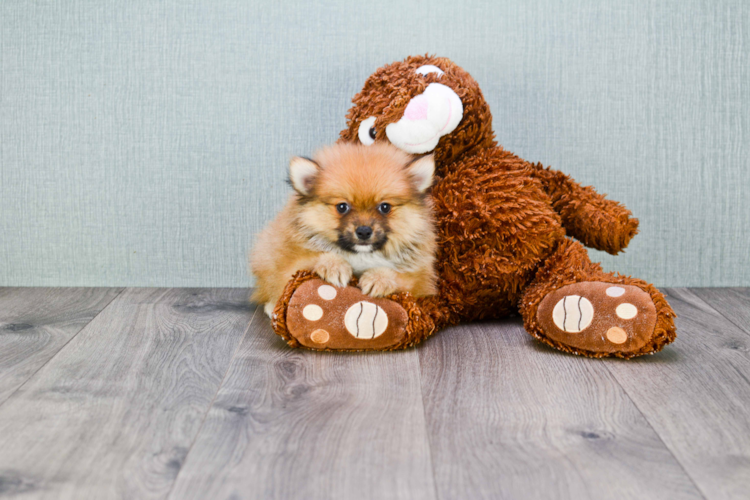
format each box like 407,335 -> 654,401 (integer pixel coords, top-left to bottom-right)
0,288 -> 748,500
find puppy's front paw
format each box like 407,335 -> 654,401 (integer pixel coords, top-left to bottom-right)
359,268 -> 399,297
313,254 -> 353,288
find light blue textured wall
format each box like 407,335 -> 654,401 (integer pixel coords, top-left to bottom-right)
1,0 -> 748,287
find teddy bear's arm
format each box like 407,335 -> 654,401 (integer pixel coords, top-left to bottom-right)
530,164 -> 639,255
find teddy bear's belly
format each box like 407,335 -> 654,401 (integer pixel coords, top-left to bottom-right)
432,156 -> 566,319
436,224 -> 562,320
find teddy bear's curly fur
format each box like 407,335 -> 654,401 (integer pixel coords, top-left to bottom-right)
268,55 -> 676,358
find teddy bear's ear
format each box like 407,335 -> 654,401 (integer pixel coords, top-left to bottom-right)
288,157 -> 320,196
406,155 -> 435,193
415,64 -> 444,77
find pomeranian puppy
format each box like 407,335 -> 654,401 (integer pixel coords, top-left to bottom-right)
250,142 -> 437,317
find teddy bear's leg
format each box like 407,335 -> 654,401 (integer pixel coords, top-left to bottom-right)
519,239 -> 676,358
268,270 -> 446,351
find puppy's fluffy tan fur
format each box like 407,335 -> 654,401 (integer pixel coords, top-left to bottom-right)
251,142 -> 437,316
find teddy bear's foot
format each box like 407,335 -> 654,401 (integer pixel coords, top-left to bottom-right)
535,282 -> 660,356
279,277 -> 410,351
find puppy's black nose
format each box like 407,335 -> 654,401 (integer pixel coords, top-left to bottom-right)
355,225 -> 373,241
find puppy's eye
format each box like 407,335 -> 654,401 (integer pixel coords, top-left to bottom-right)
358,116 -> 377,146
377,202 -> 391,215
336,202 -> 350,214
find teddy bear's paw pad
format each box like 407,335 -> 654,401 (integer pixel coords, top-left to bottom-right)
536,282 -> 657,354
286,279 -> 408,350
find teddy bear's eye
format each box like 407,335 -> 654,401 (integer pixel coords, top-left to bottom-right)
358,116 -> 377,146
416,65 -> 445,77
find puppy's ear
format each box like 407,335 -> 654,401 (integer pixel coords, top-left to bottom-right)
406,155 -> 435,193
289,157 -> 320,196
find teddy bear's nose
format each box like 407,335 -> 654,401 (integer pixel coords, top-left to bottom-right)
403,95 -> 429,121
355,226 -> 373,240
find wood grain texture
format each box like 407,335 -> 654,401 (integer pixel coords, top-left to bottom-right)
418,318 -> 703,500
168,313 -> 436,500
691,288 -> 750,335
603,288 -> 750,500
0,287 -> 122,405
0,288 -> 255,500
2,287 -> 749,499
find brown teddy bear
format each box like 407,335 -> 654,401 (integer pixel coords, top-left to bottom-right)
269,55 -> 676,358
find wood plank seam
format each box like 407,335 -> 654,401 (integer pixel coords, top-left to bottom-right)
598,356 -> 709,500
167,306 -> 437,500
599,286 -> 750,500
693,288 -> 750,338
416,353 -> 442,500
415,318 -> 704,499
0,287 -> 257,499
164,303 -> 260,500
0,287 -> 125,412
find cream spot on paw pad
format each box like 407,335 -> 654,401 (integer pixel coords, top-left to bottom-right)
606,286 -> 626,297
606,327 -> 628,344
344,301 -> 388,339
302,304 -> 323,321
310,329 -> 330,344
317,285 -> 337,301
616,303 -> 638,319
552,295 -> 594,333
